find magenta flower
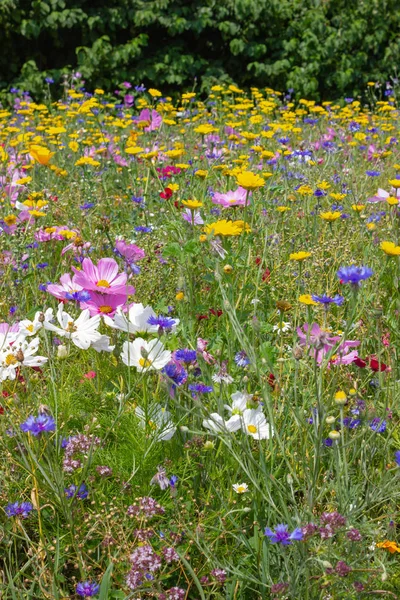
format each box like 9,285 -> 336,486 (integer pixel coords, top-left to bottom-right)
46,273 -> 85,301
80,292 -> 128,317
212,187 -> 250,208
72,258 -> 135,295
297,322 -> 359,365
137,109 -> 162,132
182,209 -> 204,225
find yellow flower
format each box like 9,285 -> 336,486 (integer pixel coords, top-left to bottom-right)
15,176 -> 32,185
330,192 -> 346,201
334,390 -> 347,405
68,141 -> 79,152
351,204 -> 365,211
175,291 -> 185,301
182,199 -> 203,209
168,183 -> 179,192
386,196 -> 399,206
75,157 -> 101,167
194,124 -> 216,135
148,88 -> 162,98
388,179 -> 400,188
29,145 -> 54,165
381,241 -> 400,256
289,251 -> 311,261
376,540 -> 400,554
4,215 -> 17,226
125,146 -> 144,155
204,219 -> 251,236
320,211 -> 341,222
194,169 -> 208,178
299,294 -> 318,306
94,88 -> 104,95
296,185 -> 313,195
276,206 -> 291,212
236,171 -> 265,190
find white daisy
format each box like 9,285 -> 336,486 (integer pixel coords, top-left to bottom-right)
19,308 -> 54,337
121,338 -> 171,371
232,483 -> 249,494
241,409 -> 273,440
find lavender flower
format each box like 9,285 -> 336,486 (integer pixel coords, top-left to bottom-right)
337,265 -> 373,286
5,501 -> 33,518
264,524 -> 303,545
76,581 -> 100,597
20,414 -> 55,436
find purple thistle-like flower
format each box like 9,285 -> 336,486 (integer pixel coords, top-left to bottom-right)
76,581 -> 100,597
5,501 -> 33,518
264,524 -> 303,545
337,265 -> 373,286
20,413 -> 56,436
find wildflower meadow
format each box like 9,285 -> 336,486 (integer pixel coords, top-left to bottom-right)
1,79 -> 400,599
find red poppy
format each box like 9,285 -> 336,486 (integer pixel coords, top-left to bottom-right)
368,356 -> 388,372
196,314 -> 209,321
267,373 -> 276,389
262,267 -> 271,282
209,309 -> 223,317
354,357 -> 367,368
160,187 -> 173,200
0,406 -> 4,415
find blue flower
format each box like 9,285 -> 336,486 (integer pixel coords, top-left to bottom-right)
264,524 -> 303,545
5,501 -> 34,518
76,581 -> 100,597
162,362 -> 187,387
65,483 -> 89,500
135,226 -> 152,233
395,451 -> 400,466
369,418 -> 386,433
311,294 -> 344,306
65,290 -> 91,302
20,414 -> 56,436
147,315 -> 177,332
80,202 -> 95,210
175,349 -> 197,363
337,265 -> 373,286
188,383 -> 213,396
235,350 -> 250,367
366,170 -> 380,177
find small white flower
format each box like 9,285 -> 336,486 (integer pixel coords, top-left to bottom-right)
241,409 -> 273,440
135,404 -> 176,441
273,321 -> 291,333
44,305 -> 102,350
121,337 -> 171,371
19,308 -> 54,337
0,335 -> 48,381
232,483 -> 249,494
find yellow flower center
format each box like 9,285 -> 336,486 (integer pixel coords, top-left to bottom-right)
5,354 -> 17,366
99,305 -> 113,314
139,357 -> 152,368
247,424 -> 257,434
236,486 -> 246,493
26,324 -> 34,332
96,279 -> 110,288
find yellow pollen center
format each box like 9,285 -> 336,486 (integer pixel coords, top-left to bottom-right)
96,279 -> 110,288
247,424 -> 257,434
5,354 -> 17,366
26,324 -> 34,332
139,357 -> 152,368
99,305 -> 113,314
237,486 -> 246,493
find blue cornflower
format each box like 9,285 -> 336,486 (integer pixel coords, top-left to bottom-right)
20,414 -> 56,436
369,418 -> 386,433
314,189 -> 327,197
264,524 -> 303,545
366,170 -> 380,177
79,202 -> 95,210
5,501 -> 34,518
345,98 -> 353,103
175,349 -> 197,363
135,226 -> 152,233
135,84 -> 146,93
76,581 -> 100,597
147,315 -> 177,332
395,451 -> 400,466
36,263 -> 48,269
169,475 -> 178,487
311,294 -> 344,306
65,483 -> 89,500
9,306 -> 17,315
162,362 -> 187,387
323,438 -> 333,447
65,290 -> 91,302
235,350 -> 250,367
131,196 -> 144,204
45,77 -> 54,84
188,383 -> 213,396
337,265 -> 373,286
349,121 -> 360,132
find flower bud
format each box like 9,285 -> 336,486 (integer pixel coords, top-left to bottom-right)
57,344 -> 68,359
334,390 -> 347,405
325,416 -> 335,424
223,264 -> 233,274
328,430 -> 340,440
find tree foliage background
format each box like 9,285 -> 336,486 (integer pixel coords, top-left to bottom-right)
1,0 -> 399,99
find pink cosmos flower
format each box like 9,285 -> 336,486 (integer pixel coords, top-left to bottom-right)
212,187 -> 250,208
72,258 -> 135,295
80,292 -> 128,317
297,323 -> 359,365
115,240 -> 145,262
182,209 -> 204,225
138,109 -> 162,132
46,273 -> 85,301
368,187 -> 400,203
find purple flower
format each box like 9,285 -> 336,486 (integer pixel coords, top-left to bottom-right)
20,414 -> 56,436
175,348 -> 197,363
162,361 -> 187,387
337,265 -> 373,286
395,450 -> 400,466
335,561 -> 352,577
369,417 -> 386,433
147,315 -> 177,333
297,322 -> 359,365
311,294 -> 344,306
188,383 -> 213,396
76,581 -> 100,597
264,524 -> 303,545
235,350 -> 250,367
347,528 -> 362,541
65,483 -> 89,500
5,501 -> 33,518
182,209 -> 204,225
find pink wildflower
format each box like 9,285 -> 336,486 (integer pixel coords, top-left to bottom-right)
212,187 -> 250,208
72,258 -> 135,295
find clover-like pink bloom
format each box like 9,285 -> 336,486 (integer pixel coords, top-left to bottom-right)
72,258 -> 135,295
212,187 -> 250,208
138,109 -> 162,132
297,322 -> 359,365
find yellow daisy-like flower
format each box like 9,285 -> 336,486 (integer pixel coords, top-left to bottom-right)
334,390 -> 347,405
298,294 -> 318,306
376,540 -> 400,554
148,88 -> 162,98
276,206 -> 291,212
235,171 -> 265,190
380,241 -> 400,256
388,179 -> 400,188
29,145 -> 54,165
289,251 -> 311,261
320,211 -> 341,222
75,156 -> 101,167
194,169 -> 208,178
386,196 -> 399,206
351,204 -> 365,211
204,219 -> 251,236
3,215 -> 17,226
182,199 -> 203,209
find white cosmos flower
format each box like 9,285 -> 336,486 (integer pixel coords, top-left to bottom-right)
0,335 -> 47,381
121,338 -> 171,371
241,409 -> 273,440
105,303 -> 157,334
203,412 -> 240,433
19,308 -> 54,337
44,305 -> 102,350
91,334 -> 115,353
232,483 -> 249,494
135,404 -> 176,441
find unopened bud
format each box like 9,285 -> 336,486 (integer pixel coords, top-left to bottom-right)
57,344 -> 68,359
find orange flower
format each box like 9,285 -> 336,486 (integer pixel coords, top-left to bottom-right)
376,540 -> 400,553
